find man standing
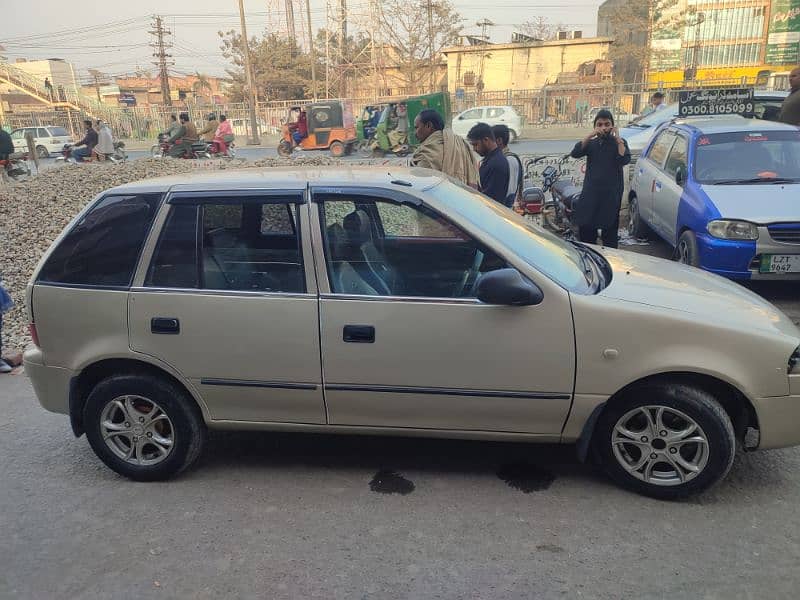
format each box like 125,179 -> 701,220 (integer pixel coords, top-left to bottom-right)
411,109 -> 479,188
650,92 -> 667,111
167,113 -> 198,158
72,120 -> 98,162
493,124 -> 523,208
44,77 -> 54,101
570,109 -> 631,248
467,122 -> 510,206
778,67 -> 800,125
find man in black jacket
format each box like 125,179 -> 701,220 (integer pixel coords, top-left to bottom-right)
467,122 -> 510,206
570,109 -> 631,248
72,120 -> 98,162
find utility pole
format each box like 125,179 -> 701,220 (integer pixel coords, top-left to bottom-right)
237,0 -> 261,144
88,69 -> 106,102
285,0 -> 297,41
426,0 -> 435,92
149,16 -> 173,106
306,0 -> 317,100
338,0 -> 347,96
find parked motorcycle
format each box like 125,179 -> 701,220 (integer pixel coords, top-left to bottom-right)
0,154 -> 31,182
151,134 -> 210,159
522,154 -> 581,237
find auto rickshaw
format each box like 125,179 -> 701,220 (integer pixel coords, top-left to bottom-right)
278,100 -> 357,158
361,91 -> 451,158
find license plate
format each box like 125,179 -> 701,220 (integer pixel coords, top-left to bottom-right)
760,254 -> 800,273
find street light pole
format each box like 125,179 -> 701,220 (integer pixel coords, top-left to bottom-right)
237,0 -> 261,144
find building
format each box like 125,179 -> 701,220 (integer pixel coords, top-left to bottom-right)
597,0 -> 649,82
114,74 -> 230,107
0,58 -> 82,111
442,36 -> 614,93
648,0 -> 800,87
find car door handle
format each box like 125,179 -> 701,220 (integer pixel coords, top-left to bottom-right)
151,317 -> 180,334
343,325 -> 375,343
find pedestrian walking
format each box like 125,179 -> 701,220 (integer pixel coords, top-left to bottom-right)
23,129 -> 39,173
570,109 -> 631,248
778,66 -> 800,126
411,109 -> 479,188
492,124 -> 523,208
44,77 -> 54,101
467,122 -> 510,206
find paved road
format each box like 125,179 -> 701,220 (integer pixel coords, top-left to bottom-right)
1,373 -> 800,599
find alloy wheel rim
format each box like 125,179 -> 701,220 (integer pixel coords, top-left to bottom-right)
628,201 -> 638,235
100,395 -> 175,466
677,240 -> 690,264
611,405 -> 710,486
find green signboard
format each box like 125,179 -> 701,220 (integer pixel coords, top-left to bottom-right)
766,0 -> 800,65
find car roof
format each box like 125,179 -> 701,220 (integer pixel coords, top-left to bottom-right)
106,166 -> 447,195
670,117 -> 799,135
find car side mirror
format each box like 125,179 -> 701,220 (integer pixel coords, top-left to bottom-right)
675,166 -> 685,186
476,268 -> 543,306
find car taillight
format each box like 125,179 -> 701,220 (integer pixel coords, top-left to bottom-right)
29,322 -> 40,348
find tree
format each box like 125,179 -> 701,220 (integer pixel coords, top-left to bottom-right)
219,30 -> 321,101
516,16 -> 566,41
377,0 -> 463,94
192,72 -> 213,101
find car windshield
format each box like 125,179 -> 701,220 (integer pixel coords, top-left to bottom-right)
694,130 -> 800,184
627,103 -> 678,128
428,180 -> 595,293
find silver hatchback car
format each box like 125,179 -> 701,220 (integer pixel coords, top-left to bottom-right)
25,167 -> 800,498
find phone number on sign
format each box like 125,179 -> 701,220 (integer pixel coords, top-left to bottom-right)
680,102 -> 754,116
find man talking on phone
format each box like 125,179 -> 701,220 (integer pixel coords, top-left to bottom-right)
570,109 -> 631,248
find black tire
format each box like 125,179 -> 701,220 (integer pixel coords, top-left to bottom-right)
594,384 -> 735,499
329,141 -> 345,157
627,195 -> 649,239
150,145 -> 163,158
36,145 -> 49,159
83,374 -> 206,481
277,141 -> 293,157
675,229 -> 700,267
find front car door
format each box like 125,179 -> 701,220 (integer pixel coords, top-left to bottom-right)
636,129 -> 676,239
309,186 -> 576,435
129,189 -> 326,425
656,132 -> 690,243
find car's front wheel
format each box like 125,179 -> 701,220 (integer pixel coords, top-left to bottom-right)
594,384 -> 735,499
675,230 -> 700,267
83,374 -> 206,481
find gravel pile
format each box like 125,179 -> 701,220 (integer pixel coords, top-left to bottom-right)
0,156 -> 375,353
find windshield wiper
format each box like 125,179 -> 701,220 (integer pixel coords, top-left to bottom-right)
709,177 -> 800,185
570,242 -> 597,288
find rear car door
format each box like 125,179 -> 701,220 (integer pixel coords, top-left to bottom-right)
129,189 -> 326,425
310,187 -> 575,435
636,129 -> 676,239
656,133 -> 689,243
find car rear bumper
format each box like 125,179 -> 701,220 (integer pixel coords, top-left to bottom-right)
23,348 -> 72,415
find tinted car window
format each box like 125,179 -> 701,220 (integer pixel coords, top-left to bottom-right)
486,107 -> 506,118
37,128 -> 48,138
460,109 -> 483,120
38,194 -> 161,286
49,127 -> 70,136
664,135 -> 688,178
647,131 -> 675,167
146,205 -> 199,288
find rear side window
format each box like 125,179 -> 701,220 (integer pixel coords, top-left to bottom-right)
647,131 -> 675,167
38,194 -> 161,287
37,128 -> 48,138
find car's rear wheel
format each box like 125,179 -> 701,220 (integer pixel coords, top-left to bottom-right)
675,230 -> 700,267
36,145 -> 49,159
83,374 -> 206,481
594,384 -> 735,499
627,195 -> 649,239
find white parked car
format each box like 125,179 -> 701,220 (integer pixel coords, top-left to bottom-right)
10,125 -> 73,158
452,106 -> 523,141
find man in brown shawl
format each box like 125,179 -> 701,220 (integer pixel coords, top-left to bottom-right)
410,109 -> 479,188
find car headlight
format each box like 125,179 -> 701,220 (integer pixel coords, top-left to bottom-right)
706,220 -> 759,240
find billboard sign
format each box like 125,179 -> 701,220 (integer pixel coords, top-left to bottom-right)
766,0 -> 800,65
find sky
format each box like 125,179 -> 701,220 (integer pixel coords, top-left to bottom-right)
1,0 -> 605,83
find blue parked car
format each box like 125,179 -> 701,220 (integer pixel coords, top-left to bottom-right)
628,117 -> 800,280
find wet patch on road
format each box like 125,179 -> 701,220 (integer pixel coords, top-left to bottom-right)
369,469 -> 415,495
497,462 -> 556,493
536,544 -> 565,553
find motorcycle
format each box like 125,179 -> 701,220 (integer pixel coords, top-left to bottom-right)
151,134 -> 210,159
205,138 -> 236,159
522,154 -> 581,238
57,141 -> 127,163
0,154 -> 31,182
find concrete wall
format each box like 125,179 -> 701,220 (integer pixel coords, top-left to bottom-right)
444,38 -> 613,92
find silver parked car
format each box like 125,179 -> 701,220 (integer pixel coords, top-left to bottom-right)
25,168 -> 800,498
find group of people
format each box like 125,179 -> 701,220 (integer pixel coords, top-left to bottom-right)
71,119 -> 116,162
163,112 -> 234,157
410,107 -> 630,249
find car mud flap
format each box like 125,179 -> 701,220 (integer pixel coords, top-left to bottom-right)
68,375 -> 85,437
575,402 -> 606,463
